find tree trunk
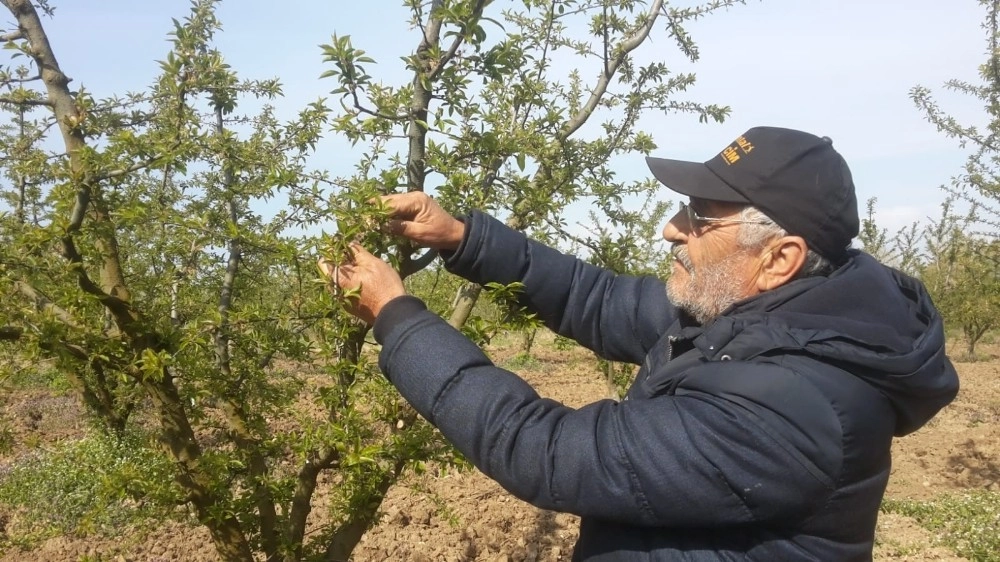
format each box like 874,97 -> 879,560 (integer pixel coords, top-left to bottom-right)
964,324 -> 986,359
448,282 -> 482,329
143,374 -> 253,561
324,459 -> 408,561
4,0 -> 141,340
521,328 -> 537,356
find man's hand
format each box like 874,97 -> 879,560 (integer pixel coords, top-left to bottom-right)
319,244 -> 406,325
383,192 -> 466,251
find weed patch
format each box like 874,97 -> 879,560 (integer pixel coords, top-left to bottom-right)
0,429 -> 181,548
882,491 -> 1000,561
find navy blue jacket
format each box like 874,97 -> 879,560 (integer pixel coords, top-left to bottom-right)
373,212 -> 959,561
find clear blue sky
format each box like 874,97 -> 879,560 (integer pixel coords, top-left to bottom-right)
36,0 -> 987,233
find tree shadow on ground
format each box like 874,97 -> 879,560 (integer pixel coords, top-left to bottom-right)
947,438 -> 1000,489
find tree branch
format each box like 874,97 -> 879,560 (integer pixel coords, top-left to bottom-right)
95,152 -> 172,181
544,215 -> 604,257
519,0 -> 558,131
400,248 -> 438,278
4,0 -> 146,342
140,369 -> 253,559
287,446 -> 341,560
0,73 -> 42,83
0,95 -> 51,107
325,456 -> 410,560
209,105 -> 279,560
14,280 -> 84,329
346,92 -> 408,122
426,0 -> 490,82
560,0 -> 664,140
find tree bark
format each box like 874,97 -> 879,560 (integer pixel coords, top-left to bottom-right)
324,459 -> 408,562
448,282 -> 482,329
3,0 -> 142,341
144,371 -> 253,561
212,106 -> 279,560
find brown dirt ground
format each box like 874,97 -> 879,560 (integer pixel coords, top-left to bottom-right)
0,334 -> 997,561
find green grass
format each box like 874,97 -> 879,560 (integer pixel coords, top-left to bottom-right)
0,361 -> 72,392
0,423 -> 13,454
0,430 -> 181,548
501,352 -> 541,370
882,491 -> 1000,561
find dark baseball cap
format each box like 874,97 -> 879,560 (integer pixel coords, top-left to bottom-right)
646,126 -> 859,263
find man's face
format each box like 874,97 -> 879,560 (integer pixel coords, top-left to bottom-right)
662,198 -> 764,324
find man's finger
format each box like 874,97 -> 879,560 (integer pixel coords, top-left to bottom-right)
347,242 -> 377,263
379,194 -> 404,217
386,219 -> 410,237
317,258 -> 335,278
381,192 -> 424,219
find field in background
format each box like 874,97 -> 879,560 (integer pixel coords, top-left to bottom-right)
0,331 -> 997,561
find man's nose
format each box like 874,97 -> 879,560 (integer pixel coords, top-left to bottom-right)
662,207 -> 689,242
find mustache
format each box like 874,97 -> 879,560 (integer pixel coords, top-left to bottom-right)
671,244 -> 694,271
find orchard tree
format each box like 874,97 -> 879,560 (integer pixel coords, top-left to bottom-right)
0,2 -> 457,560
321,0 -> 745,331
0,0 -> 747,560
911,0 -> 1000,354
923,232 -> 1000,360
857,197 -> 921,276
911,0 -> 1000,229
920,200 -> 1000,358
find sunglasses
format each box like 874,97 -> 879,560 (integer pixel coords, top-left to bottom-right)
679,201 -> 771,234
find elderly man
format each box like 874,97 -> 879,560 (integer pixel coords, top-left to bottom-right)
321,127 -> 959,560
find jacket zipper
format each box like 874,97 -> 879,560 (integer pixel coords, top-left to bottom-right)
645,335 -> 677,385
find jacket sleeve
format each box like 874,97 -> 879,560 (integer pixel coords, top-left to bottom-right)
442,211 -> 673,364
374,297 -> 839,527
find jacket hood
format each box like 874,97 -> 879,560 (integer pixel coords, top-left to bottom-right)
695,251 -> 959,436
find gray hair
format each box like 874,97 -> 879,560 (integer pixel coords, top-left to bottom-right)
737,206 -> 835,279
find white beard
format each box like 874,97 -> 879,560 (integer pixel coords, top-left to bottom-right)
666,244 -> 751,325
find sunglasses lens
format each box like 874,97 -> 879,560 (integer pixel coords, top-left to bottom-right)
682,203 -> 699,233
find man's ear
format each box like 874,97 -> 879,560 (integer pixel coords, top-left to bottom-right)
755,236 -> 808,292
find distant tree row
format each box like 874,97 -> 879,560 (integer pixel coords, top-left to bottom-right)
856,0 -> 1000,359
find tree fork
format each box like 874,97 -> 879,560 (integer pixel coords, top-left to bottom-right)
323,457 -> 409,562
143,371 -> 253,561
